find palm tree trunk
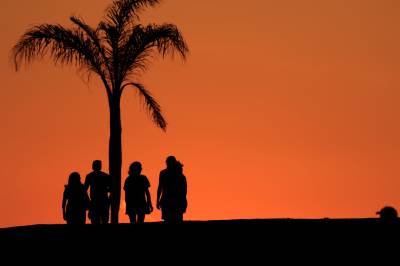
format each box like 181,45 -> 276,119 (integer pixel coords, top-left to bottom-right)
109,98 -> 122,224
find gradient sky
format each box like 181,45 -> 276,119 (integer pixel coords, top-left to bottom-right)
1,0 -> 400,227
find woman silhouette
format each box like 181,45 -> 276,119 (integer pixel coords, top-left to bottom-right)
62,172 -> 90,224
124,162 -> 153,223
157,157 -> 187,223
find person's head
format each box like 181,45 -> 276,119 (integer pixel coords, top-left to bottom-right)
68,172 -> 81,186
166,156 -> 177,169
92,160 -> 102,171
129,161 -> 142,176
376,206 -> 398,222
176,161 -> 183,173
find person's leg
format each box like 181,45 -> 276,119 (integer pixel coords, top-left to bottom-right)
169,211 -> 183,223
91,216 -> 100,224
105,205 -> 110,224
91,205 -> 100,224
137,212 -> 145,223
80,210 -> 87,224
162,208 -> 171,223
100,203 -> 109,224
128,214 -> 136,224
70,213 -> 79,224
103,202 -> 110,224
131,211 -> 139,224
177,213 -> 183,222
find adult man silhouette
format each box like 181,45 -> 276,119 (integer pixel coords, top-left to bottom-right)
84,160 -> 111,224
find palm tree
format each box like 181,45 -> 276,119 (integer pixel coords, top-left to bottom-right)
12,0 -> 188,224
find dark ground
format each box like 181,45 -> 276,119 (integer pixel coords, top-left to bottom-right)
1,219 -> 399,263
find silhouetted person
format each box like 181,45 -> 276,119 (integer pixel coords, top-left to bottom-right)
84,160 -> 111,224
157,156 -> 188,223
376,206 -> 399,223
124,162 -> 153,224
62,172 -> 90,224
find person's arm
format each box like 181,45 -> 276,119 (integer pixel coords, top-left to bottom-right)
182,176 -> 188,213
183,176 -> 187,197
107,173 -> 112,193
146,189 -> 153,212
156,173 -> 162,210
106,173 -> 112,203
62,188 -> 67,221
84,175 -> 90,192
84,189 -> 91,211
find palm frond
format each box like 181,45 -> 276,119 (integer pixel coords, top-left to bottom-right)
120,23 -> 189,80
70,16 -> 115,88
121,82 -> 167,130
105,0 -> 161,29
70,16 -> 110,69
12,23 -> 113,94
13,24 -> 94,72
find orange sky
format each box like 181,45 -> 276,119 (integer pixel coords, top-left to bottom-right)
1,0 -> 400,227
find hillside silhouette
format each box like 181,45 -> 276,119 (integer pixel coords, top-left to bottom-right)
1,218 -> 399,263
